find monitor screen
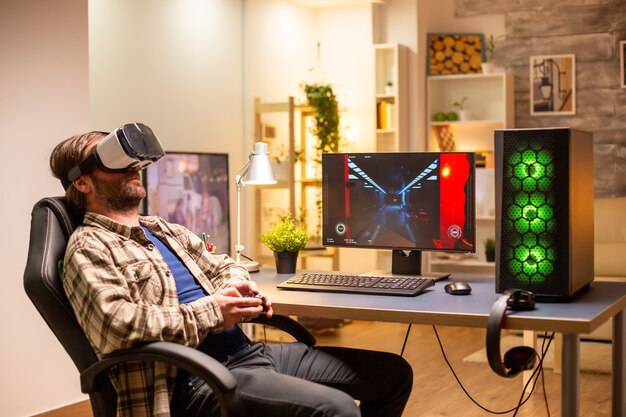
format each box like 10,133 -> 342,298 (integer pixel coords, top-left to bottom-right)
143,152 -> 231,255
322,152 -> 475,273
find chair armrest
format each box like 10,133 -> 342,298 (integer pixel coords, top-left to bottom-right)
80,341 -> 243,417
250,314 -> 317,346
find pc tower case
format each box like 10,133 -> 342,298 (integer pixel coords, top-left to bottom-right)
494,128 -> 594,300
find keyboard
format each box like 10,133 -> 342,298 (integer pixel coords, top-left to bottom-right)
278,272 -> 435,297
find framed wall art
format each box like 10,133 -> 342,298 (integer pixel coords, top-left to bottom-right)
619,41 -> 626,88
530,54 -> 576,116
427,33 -> 485,75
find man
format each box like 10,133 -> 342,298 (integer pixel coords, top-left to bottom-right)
50,125 -> 413,417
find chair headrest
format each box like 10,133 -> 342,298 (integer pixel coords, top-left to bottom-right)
33,197 -> 81,238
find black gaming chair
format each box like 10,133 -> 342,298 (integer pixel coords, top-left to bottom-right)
23,197 -> 316,417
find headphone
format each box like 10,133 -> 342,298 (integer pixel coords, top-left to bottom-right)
486,289 -> 537,377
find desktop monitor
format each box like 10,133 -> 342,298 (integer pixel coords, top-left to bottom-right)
143,152 -> 231,255
322,152 -> 475,276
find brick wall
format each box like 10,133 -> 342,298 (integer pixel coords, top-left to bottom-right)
456,0 -> 626,197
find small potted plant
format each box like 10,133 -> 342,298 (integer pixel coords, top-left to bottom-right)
482,34 -> 496,73
260,216 -> 309,273
453,97 -> 471,121
484,237 -> 496,262
385,80 -> 394,95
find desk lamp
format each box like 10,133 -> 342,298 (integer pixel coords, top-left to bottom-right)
235,142 -> 277,272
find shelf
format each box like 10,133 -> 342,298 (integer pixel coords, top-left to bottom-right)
296,178 -> 322,186
429,120 -> 504,126
428,73 -> 508,81
374,43 -> 408,153
254,96 -> 339,271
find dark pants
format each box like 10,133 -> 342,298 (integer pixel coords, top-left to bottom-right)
171,342 -> 413,417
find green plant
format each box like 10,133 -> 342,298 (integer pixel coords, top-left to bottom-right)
301,83 -> 341,161
260,216 -> 309,253
453,97 -> 468,111
484,238 -> 496,253
273,144 -> 303,164
486,34 -> 505,62
487,35 -> 495,62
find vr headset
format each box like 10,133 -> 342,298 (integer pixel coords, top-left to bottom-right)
62,123 -> 164,190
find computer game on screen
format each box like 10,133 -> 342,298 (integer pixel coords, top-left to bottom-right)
322,152 -> 475,253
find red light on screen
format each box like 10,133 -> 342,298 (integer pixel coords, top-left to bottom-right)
441,165 -> 451,178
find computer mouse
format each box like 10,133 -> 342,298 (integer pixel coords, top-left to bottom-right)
444,281 -> 472,295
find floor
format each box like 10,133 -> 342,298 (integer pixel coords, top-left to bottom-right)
37,321 -> 613,417
311,321 -> 612,417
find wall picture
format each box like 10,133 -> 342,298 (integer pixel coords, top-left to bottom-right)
620,40 -> 626,88
530,54 -> 576,116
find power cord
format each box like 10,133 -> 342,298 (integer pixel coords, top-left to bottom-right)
400,324 -> 412,357
432,325 -> 554,415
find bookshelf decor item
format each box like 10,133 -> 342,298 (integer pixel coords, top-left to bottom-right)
427,33 -> 485,75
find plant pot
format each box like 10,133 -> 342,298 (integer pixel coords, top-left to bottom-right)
458,110 -> 471,121
485,250 -> 495,263
274,251 -> 299,274
481,62 -> 494,73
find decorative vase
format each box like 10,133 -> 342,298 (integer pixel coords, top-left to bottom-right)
274,250 -> 299,274
458,110 -> 471,121
485,250 -> 495,262
481,62 -> 494,73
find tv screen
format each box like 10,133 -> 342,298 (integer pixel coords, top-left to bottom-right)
322,152 -> 475,254
144,152 -> 231,255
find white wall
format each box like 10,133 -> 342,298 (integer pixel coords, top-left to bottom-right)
89,0 -> 245,252
90,0 -> 244,154
313,4 -> 375,152
0,0 -> 91,415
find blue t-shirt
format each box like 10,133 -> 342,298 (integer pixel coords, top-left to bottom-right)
141,227 -> 248,362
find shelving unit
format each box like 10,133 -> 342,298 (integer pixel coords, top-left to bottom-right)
253,97 -> 338,270
425,72 -> 514,276
374,43 -> 408,152
426,72 -> 514,157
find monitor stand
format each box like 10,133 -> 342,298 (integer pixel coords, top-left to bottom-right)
390,249 -> 450,281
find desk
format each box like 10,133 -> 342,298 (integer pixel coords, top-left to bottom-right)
252,270 -> 626,417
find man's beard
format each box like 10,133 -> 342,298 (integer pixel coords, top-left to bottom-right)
90,173 -> 146,213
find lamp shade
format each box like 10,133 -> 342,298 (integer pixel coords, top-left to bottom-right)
243,142 -> 277,185
539,76 -> 552,100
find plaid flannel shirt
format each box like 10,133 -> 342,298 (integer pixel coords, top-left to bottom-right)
62,212 -> 249,417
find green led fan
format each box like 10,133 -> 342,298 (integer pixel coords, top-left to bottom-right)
503,141 -> 556,284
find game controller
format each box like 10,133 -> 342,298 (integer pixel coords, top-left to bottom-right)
252,293 -> 267,312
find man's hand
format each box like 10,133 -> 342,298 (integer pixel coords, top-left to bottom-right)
213,286 -> 273,329
228,280 -> 273,318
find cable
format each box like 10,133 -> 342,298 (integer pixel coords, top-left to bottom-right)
240,253 -> 255,262
400,324 -> 412,357
539,333 -> 551,417
510,331 -> 554,417
432,325 -> 554,415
